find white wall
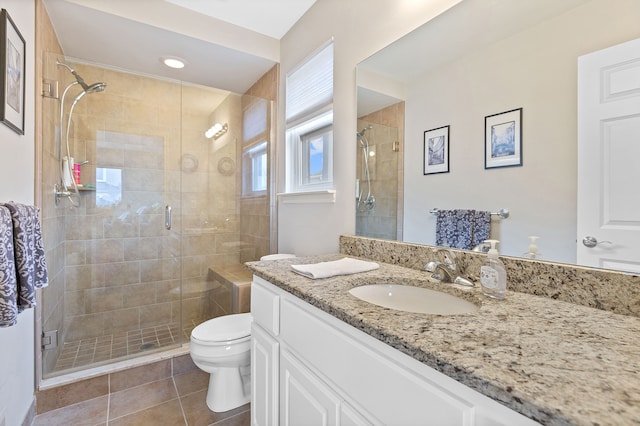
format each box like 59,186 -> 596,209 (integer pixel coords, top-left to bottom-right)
0,1 -> 37,424
277,0 -> 463,256
403,0 -> 640,263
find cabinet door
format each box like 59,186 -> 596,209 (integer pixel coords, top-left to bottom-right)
251,324 -> 279,426
280,349 -> 340,426
340,404 -> 373,426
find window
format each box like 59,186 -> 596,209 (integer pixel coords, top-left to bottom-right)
95,167 -> 122,207
285,41 -> 334,193
243,141 -> 267,195
242,97 -> 270,197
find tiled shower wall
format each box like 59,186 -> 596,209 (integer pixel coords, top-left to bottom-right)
58,64 -> 185,345
356,101 -> 405,241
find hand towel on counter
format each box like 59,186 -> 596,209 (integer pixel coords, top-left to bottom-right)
435,209 -> 491,250
291,257 -> 379,279
0,206 -> 18,327
3,203 -> 49,313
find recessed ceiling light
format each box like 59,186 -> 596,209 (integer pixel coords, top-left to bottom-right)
162,56 -> 186,69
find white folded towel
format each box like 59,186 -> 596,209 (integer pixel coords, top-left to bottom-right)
291,257 -> 379,279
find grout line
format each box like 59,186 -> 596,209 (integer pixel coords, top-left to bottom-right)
173,375 -> 189,426
107,397 -> 184,425
105,373 -> 111,425
210,408 -> 251,425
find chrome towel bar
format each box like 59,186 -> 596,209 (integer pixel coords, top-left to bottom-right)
429,208 -> 509,219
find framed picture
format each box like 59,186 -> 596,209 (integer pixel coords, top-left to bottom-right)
484,108 -> 522,169
0,9 -> 25,135
423,125 -> 449,175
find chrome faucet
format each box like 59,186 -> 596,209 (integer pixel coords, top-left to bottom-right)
424,249 -> 474,287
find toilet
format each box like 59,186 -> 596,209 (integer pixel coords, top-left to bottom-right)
189,313 -> 252,412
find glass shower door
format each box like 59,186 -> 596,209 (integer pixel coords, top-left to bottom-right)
40,55 -> 184,378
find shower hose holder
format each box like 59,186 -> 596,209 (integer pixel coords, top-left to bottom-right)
53,183 -> 72,206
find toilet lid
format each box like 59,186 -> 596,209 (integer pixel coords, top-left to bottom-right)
191,313 -> 252,342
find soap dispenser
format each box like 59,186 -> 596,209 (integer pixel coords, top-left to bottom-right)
480,239 -> 507,299
522,236 -> 542,259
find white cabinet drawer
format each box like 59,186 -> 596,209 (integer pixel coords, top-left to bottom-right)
251,276 -> 281,336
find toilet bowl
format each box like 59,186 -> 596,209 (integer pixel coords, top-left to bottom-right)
190,313 -> 252,412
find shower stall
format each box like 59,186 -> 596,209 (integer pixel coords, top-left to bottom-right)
355,118 -> 402,241
39,53 -> 275,380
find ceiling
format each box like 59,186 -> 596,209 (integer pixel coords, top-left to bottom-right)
42,0 -> 317,93
357,0 -> 591,116
164,0 -> 317,40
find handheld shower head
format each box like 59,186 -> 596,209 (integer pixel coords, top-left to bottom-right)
357,125 -> 373,138
86,82 -> 107,94
357,125 -> 373,147
57,60 -> 106,94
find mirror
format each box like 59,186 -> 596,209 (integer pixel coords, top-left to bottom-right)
356,0 -> 640,271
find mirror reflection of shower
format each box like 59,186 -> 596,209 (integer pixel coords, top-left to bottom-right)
54,59 -> 106,207
357,125 -> 375,211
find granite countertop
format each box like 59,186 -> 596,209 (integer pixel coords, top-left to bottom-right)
246,254 -> 640,426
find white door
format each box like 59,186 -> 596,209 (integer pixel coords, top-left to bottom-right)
577,37 -> 640,273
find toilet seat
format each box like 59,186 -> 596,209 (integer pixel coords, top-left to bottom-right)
191,313 -> 252,345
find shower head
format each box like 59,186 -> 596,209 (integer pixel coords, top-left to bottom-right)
57,60 -> 106,94
86,82 -> 107,94
70,81 -> 106,106
357,125 -> 373,138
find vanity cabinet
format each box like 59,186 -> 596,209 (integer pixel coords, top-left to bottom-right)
251,276 -> 539,426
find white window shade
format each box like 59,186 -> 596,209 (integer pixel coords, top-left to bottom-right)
243,98 -> 268,144
286,42 -> 334,124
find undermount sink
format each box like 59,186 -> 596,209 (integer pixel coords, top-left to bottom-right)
349,284 -> 479,315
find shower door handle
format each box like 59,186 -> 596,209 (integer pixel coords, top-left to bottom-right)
165,205 -> 172,230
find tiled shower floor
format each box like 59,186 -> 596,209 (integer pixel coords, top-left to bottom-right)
53,320 -> 204,373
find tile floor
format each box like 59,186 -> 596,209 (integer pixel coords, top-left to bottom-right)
34,356 -> 250,426
52,321 -> 204,373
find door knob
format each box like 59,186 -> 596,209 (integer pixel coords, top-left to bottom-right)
582,236 -> 612,248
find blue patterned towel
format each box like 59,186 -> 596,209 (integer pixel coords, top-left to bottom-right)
3,203 -> 49,315
0,206 -> 18,327
472,210 -> 491,248
435,209 -> 491,250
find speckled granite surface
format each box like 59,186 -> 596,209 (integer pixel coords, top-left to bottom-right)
340,235 -> 640,318
246,251 -> 640,425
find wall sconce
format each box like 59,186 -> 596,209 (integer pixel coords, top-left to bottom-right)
205,123 -> 228,139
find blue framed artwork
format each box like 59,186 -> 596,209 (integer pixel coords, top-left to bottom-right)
484,108 -> 522,169
0,9 -> 25,135
423,125 -> 449,175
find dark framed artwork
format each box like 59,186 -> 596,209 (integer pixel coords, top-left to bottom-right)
484,108 -> 522,169
423,125 -> 449,175
1,9 -> 25,135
